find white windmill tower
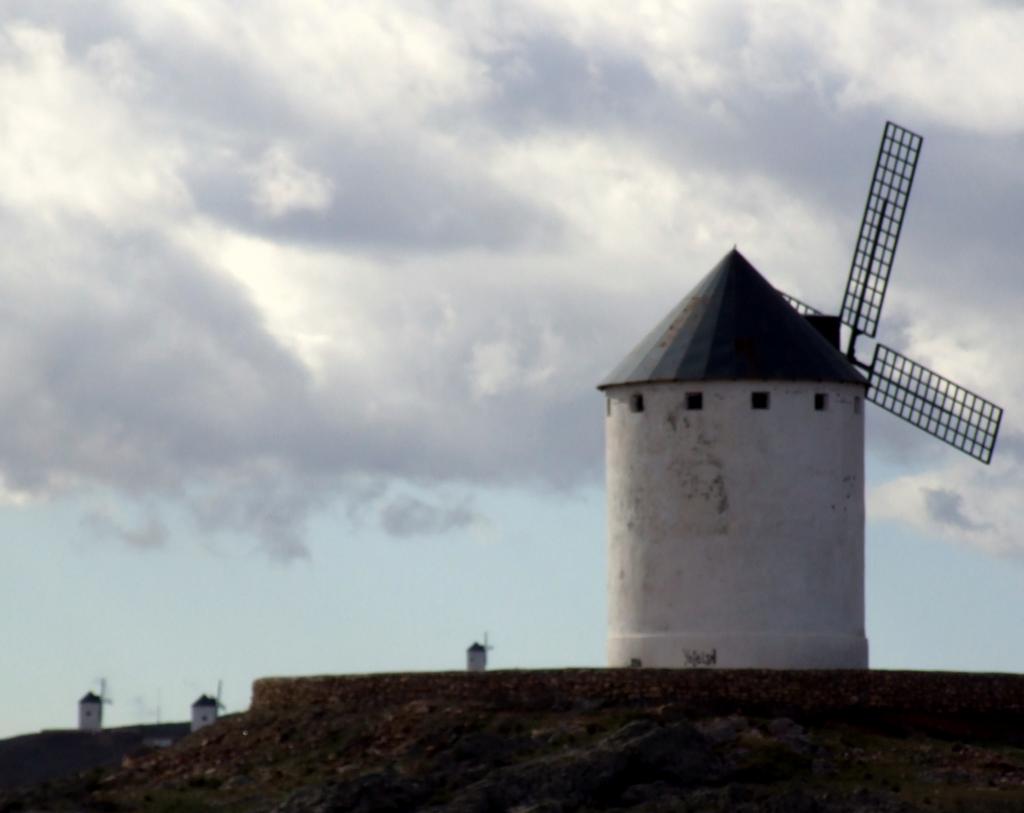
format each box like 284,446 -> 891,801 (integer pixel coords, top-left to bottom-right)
600,122 -> 1003,670
78,678 -> 112,731
466,633 -> 493,672
191,681 -> 226,733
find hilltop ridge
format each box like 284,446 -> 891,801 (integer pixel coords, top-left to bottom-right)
4,669 -> 1024,811
0,722 -> 189,792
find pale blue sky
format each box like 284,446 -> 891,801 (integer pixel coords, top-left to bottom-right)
2,2 -> 1024,739
7,476 -> 1024,738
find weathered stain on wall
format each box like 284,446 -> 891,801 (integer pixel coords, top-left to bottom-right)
682,648 -> 718,667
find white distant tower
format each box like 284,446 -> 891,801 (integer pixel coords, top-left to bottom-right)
466,634 -> 492,672
78,679 -> 112,731
191,681 -> 225,732
600,250 -> 868,669
191,696 -> 218,732
78,692 -> 103,731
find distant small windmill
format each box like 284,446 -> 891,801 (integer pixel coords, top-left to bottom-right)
78,677 -> 113,731
190,680 -> 225,733
466,633 -> 493,672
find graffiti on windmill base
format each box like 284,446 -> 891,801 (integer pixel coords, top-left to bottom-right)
682,648 -> 717,667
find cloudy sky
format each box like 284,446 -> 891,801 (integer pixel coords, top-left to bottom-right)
2,0 -> 1024,737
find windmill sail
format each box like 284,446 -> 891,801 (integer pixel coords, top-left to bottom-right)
841,122 -> 923,340
867,343 -> 1003,464
779,291 -> 821,316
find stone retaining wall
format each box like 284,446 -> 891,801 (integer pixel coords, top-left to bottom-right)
251,669 -> 1024,718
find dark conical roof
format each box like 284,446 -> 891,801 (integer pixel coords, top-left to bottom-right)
192,694 -> 218,708
79,692 -> 101,704
599,249 -> 865,388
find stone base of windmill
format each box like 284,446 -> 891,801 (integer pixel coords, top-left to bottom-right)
608,632 -> 868,670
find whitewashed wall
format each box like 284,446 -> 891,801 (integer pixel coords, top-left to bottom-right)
605,380 -> 867,669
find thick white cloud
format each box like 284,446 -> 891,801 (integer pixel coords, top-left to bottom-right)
249,145 -> 334,219
0,23 -> 187,224
0,2 -> 1020,557
518,0 -> 1024,131
119,1 -> 491,130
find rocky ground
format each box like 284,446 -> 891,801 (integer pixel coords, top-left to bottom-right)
4,673 -> 1024,812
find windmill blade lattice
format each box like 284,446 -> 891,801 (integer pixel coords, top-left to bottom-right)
867,343 -> 1003,464
779,291 -> 822,316
841,122 -> 923,340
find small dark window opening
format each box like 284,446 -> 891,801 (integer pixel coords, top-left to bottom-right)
854,396 -> 862,415
630,393 -> 644,413
686,392 -> 703,410
751,391 -> 769,410
630,658 -> 643,668
814,393 -> 828,411
606,398 -> 611,417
